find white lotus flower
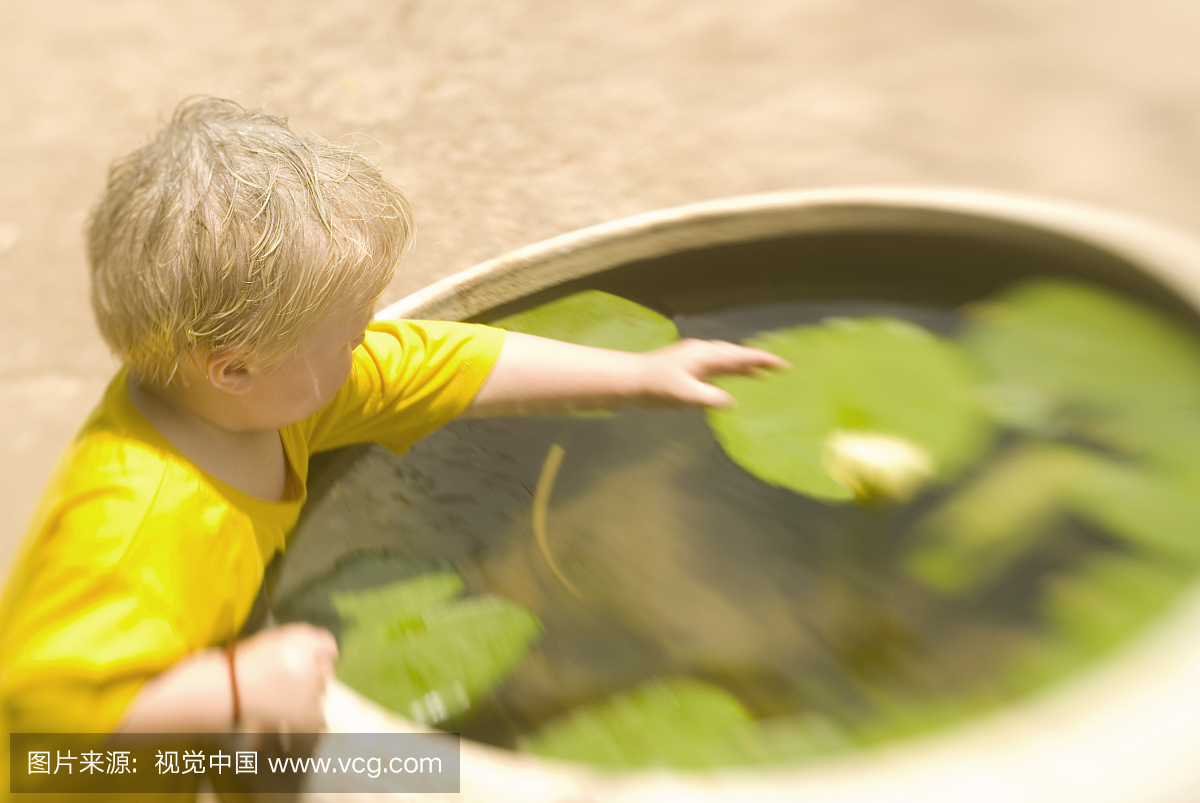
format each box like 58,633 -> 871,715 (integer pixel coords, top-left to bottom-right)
822,430 -> 935,504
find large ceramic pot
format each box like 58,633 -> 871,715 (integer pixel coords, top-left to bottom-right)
312,188 -> 1200,803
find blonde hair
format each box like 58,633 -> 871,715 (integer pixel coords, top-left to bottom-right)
87,96 -> 412,385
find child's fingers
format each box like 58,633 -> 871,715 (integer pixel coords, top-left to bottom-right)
278,623 -> 339,672
702,385 -> 737,408
695,341 -> 790,373
316,652 -> 338,681
675,378 -> 736,408
314,642 -> 339,676
306,628 -> 339,675
312,628 -> 339,658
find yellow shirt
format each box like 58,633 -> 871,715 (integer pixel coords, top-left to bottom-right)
0,319 -> 504,796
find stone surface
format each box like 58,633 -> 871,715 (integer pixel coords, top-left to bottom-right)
2,0 -> 1200,572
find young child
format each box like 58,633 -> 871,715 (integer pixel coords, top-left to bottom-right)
0,97 -> 784,770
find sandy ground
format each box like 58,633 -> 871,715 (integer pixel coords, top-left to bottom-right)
1,0 -> 1199,575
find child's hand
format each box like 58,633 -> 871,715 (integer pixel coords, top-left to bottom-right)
116,622 -> 338,734
637,339 -> 789,408
235,623 -> 338,732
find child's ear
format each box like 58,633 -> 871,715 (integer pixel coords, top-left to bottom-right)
205,351 -> 254,394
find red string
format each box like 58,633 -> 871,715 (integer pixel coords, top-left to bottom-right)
225,640 -> 241,728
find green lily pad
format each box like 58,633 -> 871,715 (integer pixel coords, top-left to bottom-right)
963,280 -> 1200,471
905,443 -> 1088,593
521,677 -> 755,769
1042,553 -> 1192,656
850,692 -> 1004,747
490,290 -> 678,353
272,551 -> 440,639
332,572 -> 464,625
334,573 -> 542,724
737,713 -> 855,765
1070,462 -> 1200,562
906,442 -> 1200,595
521,677 -> 857,769
1003,553 -> 1194,696
707,317 -> 992,502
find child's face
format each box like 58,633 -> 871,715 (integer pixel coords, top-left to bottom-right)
237,302 -> 374,429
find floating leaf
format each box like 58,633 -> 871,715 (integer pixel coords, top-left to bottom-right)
902,439 -> 1200,595
1070,463 -> 1200,562
521,677 -> 857,769
1041,553 -> 1192,656
521,677 -> 755,769
490,290 -> 678,353
273,551 -> 439,639
707,317 -> 991,501
905,443 -> 1087,593
1002,635 -> 1092,698
334,574 -> 541,724
737,713 -> 855,765
963,280 -> 1200,471
850,692 -> 1004,747
907,442 -> 1200,595
331,572 -> 463,625
1003,553 -> 1194,696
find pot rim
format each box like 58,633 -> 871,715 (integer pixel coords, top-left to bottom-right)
345,187 -> 1200,803
379,186 -> 1200,323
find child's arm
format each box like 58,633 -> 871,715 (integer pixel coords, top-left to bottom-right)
462,332 -> 788,418
116,623 -> 337,733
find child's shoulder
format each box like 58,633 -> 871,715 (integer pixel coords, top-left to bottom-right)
10,403 -> 262,621
32,423 -> 177,546
27,380 -> 222,551
301,319 -> 505,456
54,378 -> 178,494
357,318 -> 506,378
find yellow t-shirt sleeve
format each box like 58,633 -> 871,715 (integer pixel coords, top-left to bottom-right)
0,487 -> 191,734
304,319 -> 506,455
1,441 -> 268,736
